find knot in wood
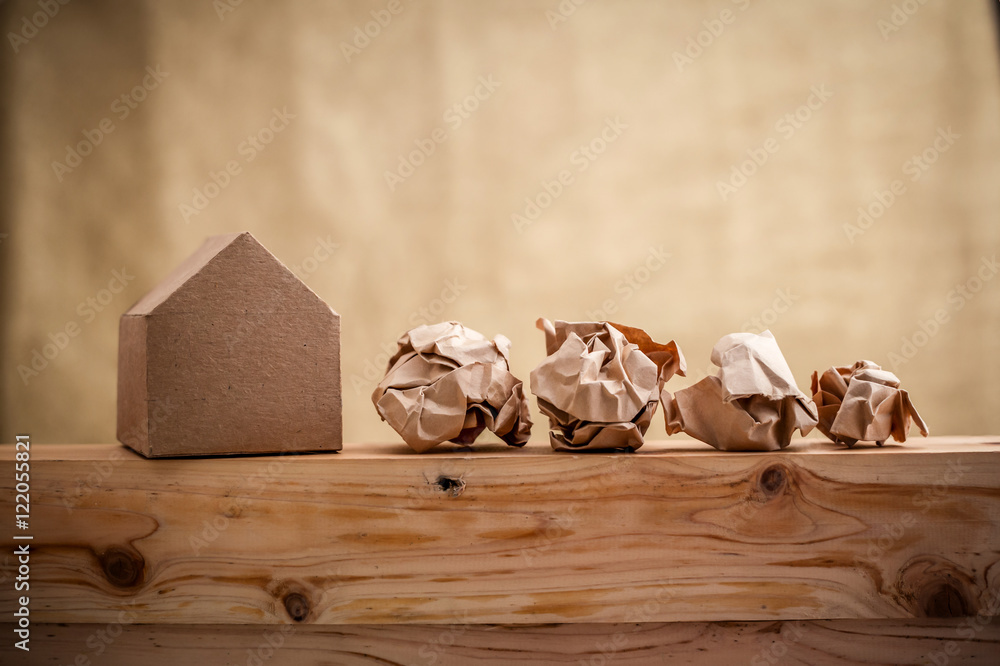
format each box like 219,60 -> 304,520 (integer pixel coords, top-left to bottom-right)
283,592 -> 310,622
758,465 -> 788,498
897,556 -> 978,618
436,476 -> 465,497
923,583 -> 972,618
100,547 -> 144,588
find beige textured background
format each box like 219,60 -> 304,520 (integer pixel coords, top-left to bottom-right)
1,0 -> 998,445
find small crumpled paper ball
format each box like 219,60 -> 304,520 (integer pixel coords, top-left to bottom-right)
662,330 -> 818,452
530,318 -> 686,452
372,321 -> 532,452
811,360 -> 928,447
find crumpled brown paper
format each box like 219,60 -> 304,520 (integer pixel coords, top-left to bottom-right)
661,330 -> 818,452
372,321 -> 532,452
811,360 -> 929,447
530,319 -> 686,452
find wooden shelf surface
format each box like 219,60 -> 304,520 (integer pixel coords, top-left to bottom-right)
2,437 -> 999,628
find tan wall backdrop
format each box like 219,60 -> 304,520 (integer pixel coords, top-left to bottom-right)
2,0 -> 999,445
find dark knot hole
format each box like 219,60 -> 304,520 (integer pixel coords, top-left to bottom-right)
99,547 -> 144,588
758,465 -> 788,498
924,583 -> 972,618
436,476 -> 465,496
283,592 -> 310,622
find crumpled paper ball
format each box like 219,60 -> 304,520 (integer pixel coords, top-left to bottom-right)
811,360 -> 929,447
662,330 -> 818,452
530,319 -> 685,452
372,321 -> 532,452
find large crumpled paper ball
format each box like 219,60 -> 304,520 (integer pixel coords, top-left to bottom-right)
530,319 -> 685,452
372,321 -> 532,452
662,330 -> 818,452
812,360 -> 928,447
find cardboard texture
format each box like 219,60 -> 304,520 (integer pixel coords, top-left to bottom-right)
372,321 -> 531,452
530,319 -> 686,452
812,360 -> 929,447
117,232 -> 342,457
662,330 -> 818,452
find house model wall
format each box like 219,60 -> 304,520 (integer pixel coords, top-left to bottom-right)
117,232 -> 342,457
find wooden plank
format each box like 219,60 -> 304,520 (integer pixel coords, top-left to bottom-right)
4,620 -> 1000,665
1,437 -> 999,625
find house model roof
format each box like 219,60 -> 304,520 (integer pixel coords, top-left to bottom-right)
124,231 -> 336,317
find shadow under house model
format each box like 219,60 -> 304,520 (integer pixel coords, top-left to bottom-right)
117,232 -> 342,457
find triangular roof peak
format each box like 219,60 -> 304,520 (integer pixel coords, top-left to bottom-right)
125,232 -> 336,317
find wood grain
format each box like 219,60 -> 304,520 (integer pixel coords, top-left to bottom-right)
5,620 -> 1000,665
1,437 -> 998,625
116,232 -> 342,457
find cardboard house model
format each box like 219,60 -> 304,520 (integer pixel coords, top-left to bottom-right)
117,232 -> 342,457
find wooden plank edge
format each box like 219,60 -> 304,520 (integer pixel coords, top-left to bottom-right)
2,619 -> 999,665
